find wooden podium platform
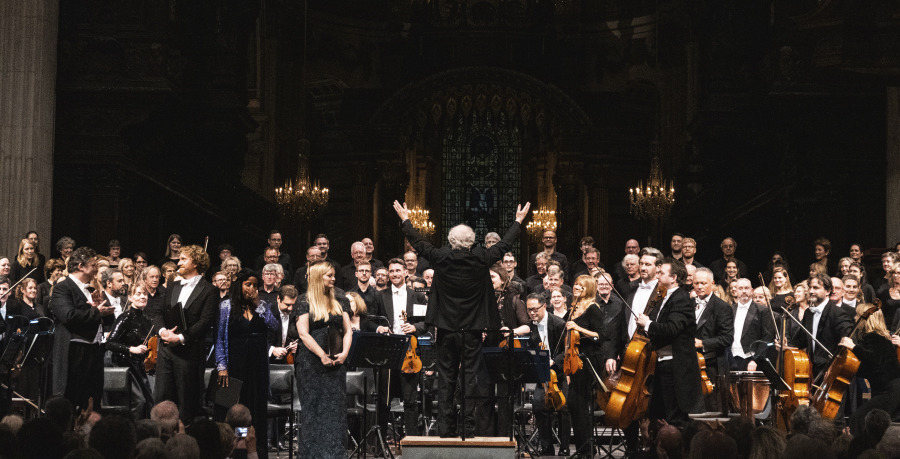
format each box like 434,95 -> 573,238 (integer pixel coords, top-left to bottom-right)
399,436 -> 517,459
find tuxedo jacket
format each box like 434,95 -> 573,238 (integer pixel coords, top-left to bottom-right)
646,287 -> 704,414
795,301 -> 854,371
50,276 -> 114,396
528,313 -> 567,372
373,287 -> 429,336
150,277 -> 218,355
267,303 -> 300,364
731,302 -> 775,355
695,294 -> 735,371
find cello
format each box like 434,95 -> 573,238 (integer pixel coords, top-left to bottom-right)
604,282 -> 667,429
809,299 -> 881,419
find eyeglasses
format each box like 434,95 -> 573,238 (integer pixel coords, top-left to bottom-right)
527,307 -> 545,313
357,269 -> 371,273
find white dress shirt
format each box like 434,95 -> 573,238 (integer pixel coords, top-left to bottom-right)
534,312 -> 549,349
695,295 -> 710,322
108,295 -> 123,318
809,298 -> 829,352
270,311 -> 292,358
732,301 -> 752,358
629,279 -> 658,339
392,285 -> 407,334
68,274 -> 105,345
161,274 -> 202,344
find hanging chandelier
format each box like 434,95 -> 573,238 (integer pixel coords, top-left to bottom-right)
275,140 -> 329,220
526,206 -> 557,239
629,141 -> 674,221
409,207 -> 435,237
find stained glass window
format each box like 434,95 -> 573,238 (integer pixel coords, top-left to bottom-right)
442,113 -> 522,250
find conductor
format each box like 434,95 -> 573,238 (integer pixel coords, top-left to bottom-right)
394,200 -> 530,438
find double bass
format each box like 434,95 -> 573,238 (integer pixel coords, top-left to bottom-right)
604,283 -> 668,429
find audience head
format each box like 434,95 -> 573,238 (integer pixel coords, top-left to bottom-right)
790,405 -> 822,435
877,426 -> 900,459
151,401 -> 181,442
135,419 -> 162,443
656,424 -> 684,459
782,435 -> 836,459
747,426 -> 785,459
0,415 -> 23,435
46,396 -> 75,433
135,438 -> 170,459
225,404 -> 251,429
167,434 -> 200,459
723,416 -> 755,457
0,427 -> 19,459
185,418 -> 222,459
217,422 -> 236,459
88,415 -> 137,459
690,430 -> 737,459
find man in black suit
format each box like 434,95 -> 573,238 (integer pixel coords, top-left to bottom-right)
729,279 -> 775,371
692,268 -> 734,411
50,248 -> 116,412
267,285 -> 298,450
795,273 -> 854,377
526,293 -> 571,456
150,245 -> 218,425
396,199 -> 530,438
635,258 -> 703,426
371,258 -> 429,438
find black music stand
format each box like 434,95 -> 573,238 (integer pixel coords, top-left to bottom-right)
0,323 -> 29,416
19,319 -> 54,410
347,331 -> 410,459
415,334 -> 439,436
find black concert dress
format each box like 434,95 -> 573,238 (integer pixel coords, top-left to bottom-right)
568,302 -> 605,456
847,332 -> 900,436
215,300 -> 278,459
106,307 -> 156,419
295,299 -> 350,459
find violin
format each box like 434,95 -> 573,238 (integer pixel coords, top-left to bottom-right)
563,329 -> 583,376
537,341 -> 566,410
144,336 -> 159,374
810,299 -> 880,419
401,311 -> 422,374
604,282 -> 667,429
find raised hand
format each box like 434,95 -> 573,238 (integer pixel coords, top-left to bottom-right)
393,200 -> 410,221
515,202 -> 531,224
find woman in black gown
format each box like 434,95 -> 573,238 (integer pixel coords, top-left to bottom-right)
881,263 -> 900,334
840,303 -> 900,436
215,268 -> 278,459
296,262 -> 353,459
106,282 -> 155,419
565,274 -> 605,458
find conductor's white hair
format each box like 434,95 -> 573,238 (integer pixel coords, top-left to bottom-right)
448,225 -> 476,250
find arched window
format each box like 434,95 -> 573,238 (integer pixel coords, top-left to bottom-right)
442,115 -> 522,247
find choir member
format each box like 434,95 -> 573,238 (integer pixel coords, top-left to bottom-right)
768,267 -> 794,312
680,238 -> 704,269
253,230 -> 292,277
159,234 -> 182,267
813,237 -> 837,277
10,239 -> 45,284
550,289 -> 568,320
709,238 -> 748,282
528,231 -> 568,278
56,237 -> 75,263
108,240 -> 121,268
37,258 -> 65,310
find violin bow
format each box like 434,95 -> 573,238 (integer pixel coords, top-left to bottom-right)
758,273 -> 782,345
777,305 -> 834,359
4,268 -> 38,296
598,269 -> 640,320
141,327 -> 155,347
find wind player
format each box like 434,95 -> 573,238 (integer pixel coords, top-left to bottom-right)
395,200 -> 530,438
692,268 -> 734,411
371,258 -> 429,438
635,258 -> 703,426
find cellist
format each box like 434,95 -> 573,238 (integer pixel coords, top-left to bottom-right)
634,258 -> 704,426
838,303 -> 900,436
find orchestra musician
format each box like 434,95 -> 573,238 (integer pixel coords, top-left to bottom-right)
371,258 -> 429,438
525,293 -> 570,456
729,279 -> 775,371
635,258 -> 703,426
793,273 -> 853,378
692,268 -> 735,411
395,199 -> 529,438
839,303 -> 900,436
105,281 -> 156,419
150,245 -> 218,425
566,275 -> 606,457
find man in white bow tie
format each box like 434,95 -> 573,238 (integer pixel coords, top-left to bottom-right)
794,272 -> 853,377
692,268 -> 734,411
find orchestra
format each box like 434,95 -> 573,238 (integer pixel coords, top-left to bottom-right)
3,213 -> 899,458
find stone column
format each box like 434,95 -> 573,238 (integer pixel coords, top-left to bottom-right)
0,0 -> 58,255
887,88 -> 900,246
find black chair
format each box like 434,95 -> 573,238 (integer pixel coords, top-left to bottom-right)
267,364 -> 298,459
103,367 -> 131,413
346,371 -> 367,458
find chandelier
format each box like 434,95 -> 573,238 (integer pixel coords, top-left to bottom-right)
409,207 -> 435,237
629,141 -> 674,221
275,140 -> 329,220
526,207 -> 557,239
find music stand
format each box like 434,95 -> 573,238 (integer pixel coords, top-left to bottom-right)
347,331 -> 410,459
